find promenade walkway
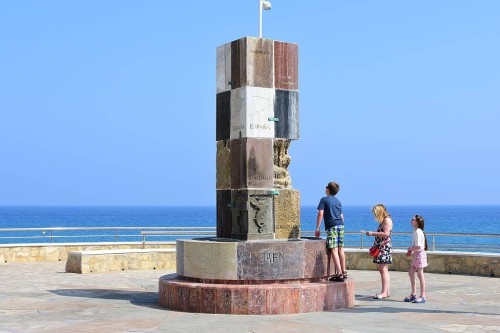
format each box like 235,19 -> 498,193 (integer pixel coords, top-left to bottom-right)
0,261 -> 498,333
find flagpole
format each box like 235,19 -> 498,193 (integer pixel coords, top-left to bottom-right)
259,0 -> 263,38
259,0 -> 272,38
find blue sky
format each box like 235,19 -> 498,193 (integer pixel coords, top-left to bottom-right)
1,1 -> 499,206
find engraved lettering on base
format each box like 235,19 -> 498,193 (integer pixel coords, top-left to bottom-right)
316,250 -> 325,258
262,252 -> 285,263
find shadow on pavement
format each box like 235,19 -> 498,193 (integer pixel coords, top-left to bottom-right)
352,294 -> 497,316
49,289 -> 163,309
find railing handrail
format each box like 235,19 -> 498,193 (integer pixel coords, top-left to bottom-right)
0,227 -> 498,253
0,227 -> 217,232
0,227 -> 498,237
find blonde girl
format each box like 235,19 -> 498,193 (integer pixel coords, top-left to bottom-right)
365,204 -> 393,299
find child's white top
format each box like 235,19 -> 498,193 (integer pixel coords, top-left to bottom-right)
412,228 -> 426,251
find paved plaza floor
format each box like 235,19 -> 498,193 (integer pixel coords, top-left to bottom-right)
0,261 -> 498,333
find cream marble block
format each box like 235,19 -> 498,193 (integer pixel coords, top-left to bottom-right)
180,239 -> 238,280
216,43 -> 231,93
230,87 -> 275,139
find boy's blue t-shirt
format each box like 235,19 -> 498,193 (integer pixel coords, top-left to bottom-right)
317,195 -> 343,229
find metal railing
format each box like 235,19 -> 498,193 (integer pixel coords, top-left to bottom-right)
0,227 -> 498,253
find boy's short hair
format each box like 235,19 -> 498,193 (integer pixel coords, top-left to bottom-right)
327,182 -> 340,196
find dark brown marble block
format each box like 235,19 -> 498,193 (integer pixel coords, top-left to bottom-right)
231,37 -> 274,89
230,138 -> 273,189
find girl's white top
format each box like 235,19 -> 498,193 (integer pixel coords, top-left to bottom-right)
412,228 -> 425,251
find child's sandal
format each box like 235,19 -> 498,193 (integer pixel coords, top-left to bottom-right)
342,271 -> 348,279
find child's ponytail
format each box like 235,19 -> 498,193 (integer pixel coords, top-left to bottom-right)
415,215 -> 428,251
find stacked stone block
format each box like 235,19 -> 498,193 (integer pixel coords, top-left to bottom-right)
216,37 -> 300,240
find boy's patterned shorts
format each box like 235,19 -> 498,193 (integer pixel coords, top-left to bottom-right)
326,225 -> 344,249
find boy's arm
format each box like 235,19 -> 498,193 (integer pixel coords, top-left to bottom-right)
315,210 -> 324,238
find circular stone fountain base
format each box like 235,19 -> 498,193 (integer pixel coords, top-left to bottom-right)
158,238 -> 355,314
159,275 -> 355,314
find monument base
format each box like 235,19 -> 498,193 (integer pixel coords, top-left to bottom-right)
158,238 -> 355,314
159,275 -> 354,314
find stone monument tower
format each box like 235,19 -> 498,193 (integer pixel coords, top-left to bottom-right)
215,36 -> 300,241
158,36 -> 354,315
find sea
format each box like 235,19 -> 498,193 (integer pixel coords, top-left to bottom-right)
0,205 -> 499,251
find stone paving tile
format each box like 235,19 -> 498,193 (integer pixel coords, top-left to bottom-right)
0,261 -> 498,333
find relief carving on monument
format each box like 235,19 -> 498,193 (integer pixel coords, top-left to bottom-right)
273,139 -> 292,188
249,195 -> 270,233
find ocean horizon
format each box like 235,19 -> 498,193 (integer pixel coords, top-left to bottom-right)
1,205 -> 498,250
1,205 -> 499,232
0,205 -> 500,234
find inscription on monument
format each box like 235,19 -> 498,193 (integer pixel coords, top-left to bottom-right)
279,75 -> 295,86
262,252 -> 285,263
248,175 -> 273,181
232,124 -> 245,131
249,124 -> 271,130
250,49 -> 270,55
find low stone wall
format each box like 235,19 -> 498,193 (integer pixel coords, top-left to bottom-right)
66,248 -> 176,274
0,242 -> 176,263
1,244 -> 497,277
345,249 -> 499,277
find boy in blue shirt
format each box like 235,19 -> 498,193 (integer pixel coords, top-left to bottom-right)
315,181 -> 346,282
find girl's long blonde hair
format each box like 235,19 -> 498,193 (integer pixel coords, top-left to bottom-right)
372,204 -> 390,223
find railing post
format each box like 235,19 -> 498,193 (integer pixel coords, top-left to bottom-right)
50,231 -> 54,243
432,235 -> 435,251
142,234 -> 146,249
360,233 -> 364,249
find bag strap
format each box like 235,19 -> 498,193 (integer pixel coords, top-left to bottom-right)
379,237 -> 390,247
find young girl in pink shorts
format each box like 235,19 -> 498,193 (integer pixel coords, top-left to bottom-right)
404,214 -> 428,303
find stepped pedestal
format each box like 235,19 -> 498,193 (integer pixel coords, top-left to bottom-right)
158,238 -> 354,314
